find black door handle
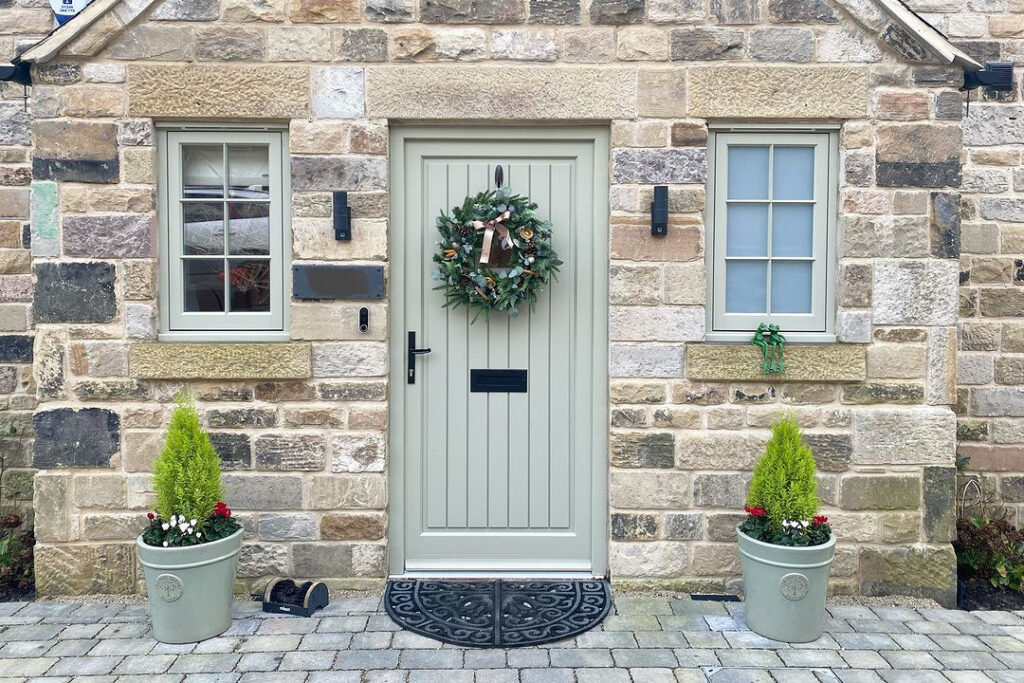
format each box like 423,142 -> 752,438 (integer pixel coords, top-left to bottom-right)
407,331 -> 432,384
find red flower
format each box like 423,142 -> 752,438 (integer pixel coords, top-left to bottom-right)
214,502 -> 232,518
147,512 -> 155,520
813,515 -> 829,526
744,505 -> 767,518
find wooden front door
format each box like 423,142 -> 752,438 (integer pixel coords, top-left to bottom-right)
389,126 -> 609,575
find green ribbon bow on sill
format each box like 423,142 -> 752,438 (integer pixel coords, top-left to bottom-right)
752,323 -> 786,375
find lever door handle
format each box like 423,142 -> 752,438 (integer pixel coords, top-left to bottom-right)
407,331 -> 431,384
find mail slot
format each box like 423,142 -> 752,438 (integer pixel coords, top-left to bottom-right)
470,369 -> 528,393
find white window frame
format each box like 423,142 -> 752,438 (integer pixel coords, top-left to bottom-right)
706,125 -> 838,343
157,125 -> 290,342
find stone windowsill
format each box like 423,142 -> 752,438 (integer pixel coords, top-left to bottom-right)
685,343 -> 866,382
129,342 -> 311,380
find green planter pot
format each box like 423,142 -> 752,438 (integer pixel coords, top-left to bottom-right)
137,528 -> 244,644
736,526 -> 836,643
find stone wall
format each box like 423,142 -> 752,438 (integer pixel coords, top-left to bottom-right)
6,0 -> 969,604
911,0 -> 1024,526
0,0 -> 51,539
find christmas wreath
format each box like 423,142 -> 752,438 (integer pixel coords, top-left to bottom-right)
431,187 -> 562,319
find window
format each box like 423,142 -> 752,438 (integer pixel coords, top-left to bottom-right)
707,129 -> 837,341
159,128 -> 288,339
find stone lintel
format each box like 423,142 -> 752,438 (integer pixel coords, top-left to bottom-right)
365,65 -> 637,120
688,66 -> 869,119
130,343 -> 311,380
127,65 -> 310,119
686,344 -> 866,382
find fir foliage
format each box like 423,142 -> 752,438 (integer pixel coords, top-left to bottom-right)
746,416 -> 820,533
152,392 -> 223,526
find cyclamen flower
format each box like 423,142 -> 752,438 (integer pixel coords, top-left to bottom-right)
147,512 -> 155,520
161,523 -> 170,531
214,502 -> 232,518
162,541 -> 168,547
190,519 -> 197,527
744,505 -> 767,517
812,515 -> 829,526
178,523 -> 189,533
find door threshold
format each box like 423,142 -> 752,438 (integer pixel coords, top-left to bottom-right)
393,571 -> 602,580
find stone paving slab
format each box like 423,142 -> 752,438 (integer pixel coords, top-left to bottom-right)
0,597 -> 1019,682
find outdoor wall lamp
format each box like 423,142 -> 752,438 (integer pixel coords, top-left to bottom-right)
651,185 -> 668,237
963,61 -> 1014,92
0,62 -> 30,86
333,191 -> 352,241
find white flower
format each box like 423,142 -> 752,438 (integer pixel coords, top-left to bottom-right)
161,523 -> 170,531
162,541 -> 168,547
196,532 -> 202,538
170,515 -> 178,525
190,519 -> 197,526
178,523 -> 189,532
801,520 -> 809,528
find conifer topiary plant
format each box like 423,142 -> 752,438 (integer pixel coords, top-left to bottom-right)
740,416 -> 832,546
142,392 -> 240,548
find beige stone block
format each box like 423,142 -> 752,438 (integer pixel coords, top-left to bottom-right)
610,121 -> 669,148
366,66 -> 637,119
676,433 -> 766,470
291,302 -> 387,341
559,28 -> 615,63
609,264 -> 661,305
62,86 -> 124,118
130,343 -> 311,379
617,28 -> 669,61
866,344 -> 926,379
65,13 -> 124,57
35,543 -> 135,596
128,66 -> 309,118
293,217 -> 388,261
123,260 -> 156,300
69,340 -> 129,377
83,513 -> 150,541
828,512 -> 879,542
610,541 -> 688,578
321,512 -> 386,540
122,147 -> 156,185
290,0 -> 360,22
841,121 -> 873,149
851,406 -> 956,466
689,66 -> 868,119
308,473 -> 387,509
663,262 -> 705,305
0,188 -> 28,219
926,326 -> 957,406
268,26 -> 332,61
73,474 -> 127,509
610,470 -> 690,509
124,430 -> 163,473
0,303 -> 26,332
33,473 -> 69,543
611,222 -> 701,262
290,120 -> 351,155
686,344 -> 866,382
638,69 -> 686,119
391,28 -> 437,61
223,0 -> 287,21
881,512 -> 921,543
690,543 -> 740,576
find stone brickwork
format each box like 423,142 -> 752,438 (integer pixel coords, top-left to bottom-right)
0,0 -> 980,604
909,0 -> 1024,526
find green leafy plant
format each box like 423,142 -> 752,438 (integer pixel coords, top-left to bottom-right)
143,393 -> 239,548
740,416 -> 830,547
955,517 -> 1024,592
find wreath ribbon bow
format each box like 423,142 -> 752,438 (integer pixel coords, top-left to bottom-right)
472,210 -> 513,265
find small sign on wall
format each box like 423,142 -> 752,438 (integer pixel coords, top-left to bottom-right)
292,265 -> 385,300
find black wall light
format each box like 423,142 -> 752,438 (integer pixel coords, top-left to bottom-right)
651,185 -> 668,237
0,61 -> 31,86
333,191 -> 352,241
963,62 -> 1014,92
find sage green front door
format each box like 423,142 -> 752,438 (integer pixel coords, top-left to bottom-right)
389,126 -> 609,575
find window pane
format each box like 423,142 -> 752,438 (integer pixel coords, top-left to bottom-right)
727,146 -> 769,200
227,259 -> 271,312
726,260 -> 767,313
228,202 -> 270,255
771,203 -> 814,257
726,203 -> 768,257
773,146 -> 814,200
182,145 -> 223,199
228,145 -> 270,199
183,202 -> 224,255
771,261 -> 813,313
183,259 -> 225,312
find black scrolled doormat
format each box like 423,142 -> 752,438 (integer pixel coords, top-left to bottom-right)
384,578 -> 612,647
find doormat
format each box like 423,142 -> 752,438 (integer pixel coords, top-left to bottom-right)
384,579 -> 612,648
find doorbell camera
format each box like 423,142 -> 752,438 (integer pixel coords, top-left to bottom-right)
359,307 -> 369,334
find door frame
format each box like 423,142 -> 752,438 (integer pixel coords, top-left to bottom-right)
387,124 -> 610,578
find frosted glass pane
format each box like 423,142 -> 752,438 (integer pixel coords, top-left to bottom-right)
771,261 -> 813,313
726,260 -> 767,313
772,203 -> 814,257
773,146 -> 814,200
182,145 -> 223,199
727,146 -> 769,200
726,203 -> 768,257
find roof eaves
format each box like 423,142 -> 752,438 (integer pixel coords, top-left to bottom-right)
18,0 -> 125,64
874,0 -> 984,70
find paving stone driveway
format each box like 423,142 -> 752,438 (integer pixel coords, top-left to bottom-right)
0,596 -> 1021,682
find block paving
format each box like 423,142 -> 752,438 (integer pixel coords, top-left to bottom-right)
0,595 -> 1019,682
